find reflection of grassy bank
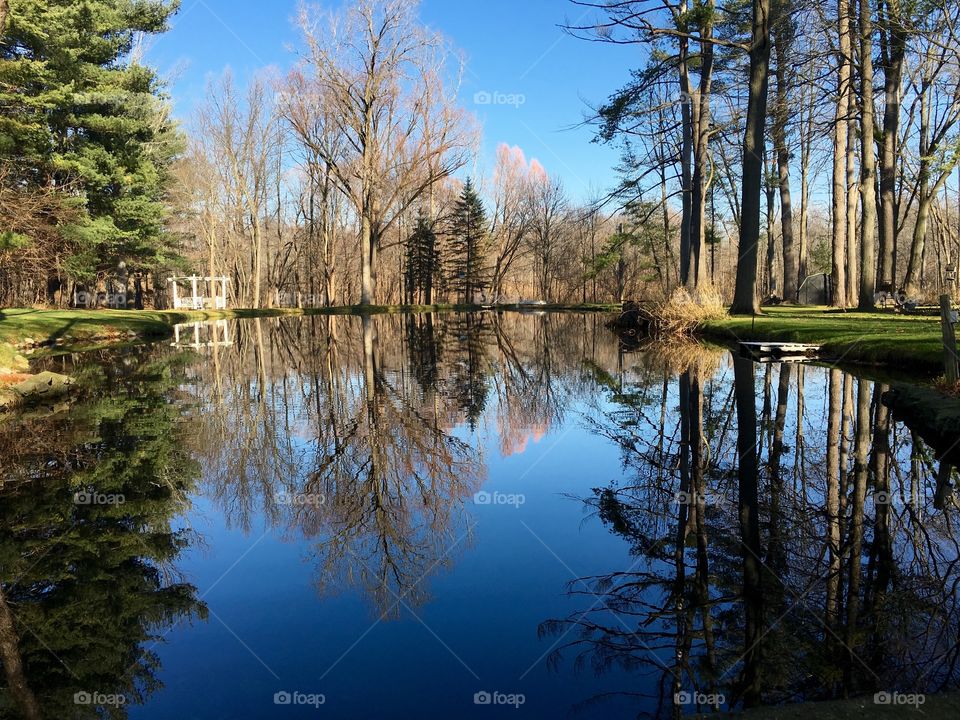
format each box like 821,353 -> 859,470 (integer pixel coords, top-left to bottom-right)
0,303 -> 619,372
713,690 -> 960,719
2,303 -> 946,375
700,306 -> 944,374
0,307 -> 297,371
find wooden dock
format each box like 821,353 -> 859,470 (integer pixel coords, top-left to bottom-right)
739,341 -> 821,362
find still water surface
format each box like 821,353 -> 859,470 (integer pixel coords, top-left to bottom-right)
1,312 -> 958,719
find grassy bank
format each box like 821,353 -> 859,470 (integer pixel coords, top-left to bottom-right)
715,691 -> 960,719
0,303 -> 619,373
700,306 -> 945,374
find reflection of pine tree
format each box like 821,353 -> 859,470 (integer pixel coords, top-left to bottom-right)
0,354 -> 206,719
446,180 -> 492,304
404,210 -> 440,304
404,313 -> 444,393
445,314 -> 494,429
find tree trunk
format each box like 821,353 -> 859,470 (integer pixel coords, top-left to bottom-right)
678,33 -> 694,287
903,80 -> 932,299
798,70 -> 813,286
731,0 -> 771,315
765,150 -> 777,297
777,144 -> 797,301
252,219 -> 263,308
831,0 -> 851,307
845,66 -> 859,307
361,209 -> 374,305
877,0 -> 905,291
773,0 -> 798,300
689,5 -> 715,290
858,0 -> 878,310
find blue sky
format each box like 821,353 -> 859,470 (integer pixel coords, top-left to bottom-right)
143,0 -> 637,201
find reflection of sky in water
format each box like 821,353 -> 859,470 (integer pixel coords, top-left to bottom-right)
146,315 -> 640,719
155,419 -> 635,716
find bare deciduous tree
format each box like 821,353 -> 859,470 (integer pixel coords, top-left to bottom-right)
297,0 -> 476,305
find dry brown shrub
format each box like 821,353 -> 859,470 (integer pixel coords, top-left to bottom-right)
651,285 -> 728,336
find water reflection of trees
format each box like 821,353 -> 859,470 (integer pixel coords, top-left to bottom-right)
0,354 -> 206,719
186,312 -> 618,614
543,350 -> 960,716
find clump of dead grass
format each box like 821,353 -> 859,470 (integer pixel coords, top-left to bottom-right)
651,286 -> 727,336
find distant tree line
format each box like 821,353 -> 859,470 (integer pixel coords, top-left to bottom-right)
3,0 -> 959,310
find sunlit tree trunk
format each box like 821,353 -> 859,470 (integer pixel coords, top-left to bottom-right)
731,0 -> 772,315
877,0 -> 906,291
831,0 -> 851,307
689,1 -> 715,290
772,0 -> 798,300
903,70 -> 938,298
798,62 -> 814,287
678,13 -> 693,288
858,0 -> 878,309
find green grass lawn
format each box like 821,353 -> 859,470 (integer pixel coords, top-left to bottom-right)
701,306 -> 946,373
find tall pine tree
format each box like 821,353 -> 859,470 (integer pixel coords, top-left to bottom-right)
404,208 -> 439,305
446,178 -> 491,304
0,0 -> 182,301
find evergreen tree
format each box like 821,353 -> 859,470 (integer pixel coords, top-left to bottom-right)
404,209 -> 439,305
587,201 -> 668,298
0,0 -> 182,298
446,179 -> 491,304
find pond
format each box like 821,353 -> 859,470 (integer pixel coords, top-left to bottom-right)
0,311 -> 958,719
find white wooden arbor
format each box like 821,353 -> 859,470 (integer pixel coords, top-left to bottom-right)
168,275 -> 230,310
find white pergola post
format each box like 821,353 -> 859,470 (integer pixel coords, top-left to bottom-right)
190,276 -> 199,309
171,279 -> 179,309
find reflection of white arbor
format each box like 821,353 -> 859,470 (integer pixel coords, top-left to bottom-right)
171,320 -> 233,349
168,275 -> 230,309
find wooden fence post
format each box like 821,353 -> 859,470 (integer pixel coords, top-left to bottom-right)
939,294 -> 959,383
